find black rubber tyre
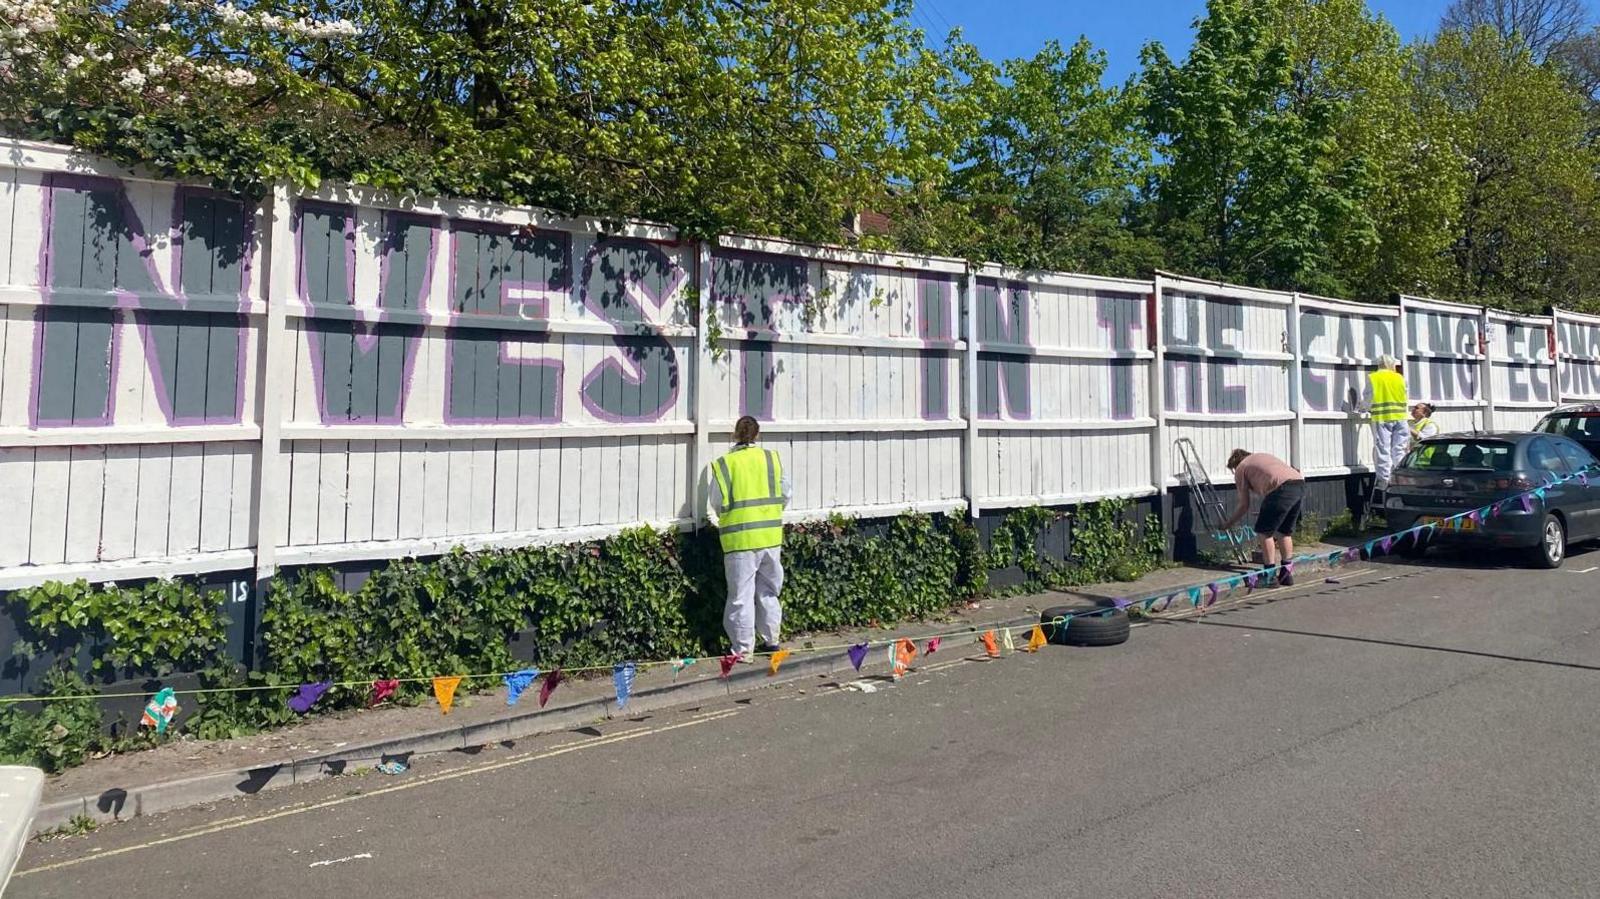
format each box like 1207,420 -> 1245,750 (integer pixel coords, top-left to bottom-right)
1039,602 -> 1130,647
1529,514 -> 1566,569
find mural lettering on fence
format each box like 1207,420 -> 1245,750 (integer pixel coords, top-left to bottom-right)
1298,311 -> 1393,411
917,275 -> 953,419
1498,321 -> 1553,404
1164,292 -> 1245,413
1095,294 -> 1144,420
298,203 -> 429,423
1406,309 -> 1480,401
976,277 -> 1031,419
713,250 -> 808,420
445,223 -> 568,423
578,237 -> 683,422
34,175 -> 248,427
1558,319 -> 1600,399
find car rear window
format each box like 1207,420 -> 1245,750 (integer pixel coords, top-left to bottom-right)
1537,413 -> 1600,440
1401,439 -> 1515,472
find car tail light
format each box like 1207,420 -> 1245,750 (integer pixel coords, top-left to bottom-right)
1508,476 -> 1536,490
1392,473 -> 1418,487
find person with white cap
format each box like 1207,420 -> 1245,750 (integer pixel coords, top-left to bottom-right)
1361,354 -> 1410,492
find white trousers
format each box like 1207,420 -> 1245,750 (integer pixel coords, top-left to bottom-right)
723,547 -> 784,655
1373,420 -> 1410,487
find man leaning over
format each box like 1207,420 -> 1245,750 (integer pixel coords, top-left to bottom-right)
1221,448 -> 1306,587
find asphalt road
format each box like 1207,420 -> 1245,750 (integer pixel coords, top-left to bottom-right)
16,547 -> 1600,898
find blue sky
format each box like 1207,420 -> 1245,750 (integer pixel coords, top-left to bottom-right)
913,0 -> 1454,81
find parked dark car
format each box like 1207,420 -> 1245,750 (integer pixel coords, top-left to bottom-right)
1534,403 -> 1600,460
1384,432 -> 1600,568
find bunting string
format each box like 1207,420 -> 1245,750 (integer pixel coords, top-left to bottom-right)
7,464 -> 1592,712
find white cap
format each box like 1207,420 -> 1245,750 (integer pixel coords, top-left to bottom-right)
1377,354 -> 1399,370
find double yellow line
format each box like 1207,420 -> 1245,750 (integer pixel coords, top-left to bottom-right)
19,708 -> 741,876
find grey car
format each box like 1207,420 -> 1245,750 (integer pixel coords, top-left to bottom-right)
1383,432 -> 1600,568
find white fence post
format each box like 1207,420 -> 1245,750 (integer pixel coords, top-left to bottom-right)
692,241 -> 713,529
962,267 -> 979,519
1289,292 -> 1305,472
1553,306 -> 1566,405
1149,273 -> 1168,495
1479,305 -> 1496,431
251,182 -> 294,587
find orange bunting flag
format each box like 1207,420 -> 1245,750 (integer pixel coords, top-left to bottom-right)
980,630 -> 999,658
1025,625 -> 1047,653
891,638 -> 917,678
433,675 -> 462,715
767,649 -> 791,676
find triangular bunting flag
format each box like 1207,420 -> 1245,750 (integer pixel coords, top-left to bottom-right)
1025,625 -> 1048,652
538,668 -> 563,707
1001,627 -> 1016,652
1206,583 -> 1220,606
1050,615 -> 1071,637
288,681 -> 331,715
720,654 -> 739,677
1243,572 -> 1257,593
670,658 -> 696,678
1467,509 -> 1482,525
433,675 -> 461,715
891,638 -> 917,678
1521,494 -> 1535,513
613,661 -> 637,710
1187,586 -> 1202,607
370,679 -> 399,707
980,631 -> 999,658
1378,535 -> 1395,555
925,637 -> 941,655
847,643 -> 869,671
504,667 -> 539,706
767,649 -> 791,676
1143,597 -> 1157,612
140,687 -> 178,734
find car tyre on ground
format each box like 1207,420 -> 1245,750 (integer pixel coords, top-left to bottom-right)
1039,602 -> 1130,647
1531,513 -> 1566,569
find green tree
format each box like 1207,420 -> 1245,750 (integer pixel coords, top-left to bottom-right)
1141,0 -> 1429,297
0,0 -> 966,244
897,38 -> 1160,276
1415,26 -> 1600,309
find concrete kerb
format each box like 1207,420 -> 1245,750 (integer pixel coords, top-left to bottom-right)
31,613 -> 1043,835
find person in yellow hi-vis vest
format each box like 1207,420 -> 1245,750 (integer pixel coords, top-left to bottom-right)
710,416 -> 792,662
1361,355 -> 1410,490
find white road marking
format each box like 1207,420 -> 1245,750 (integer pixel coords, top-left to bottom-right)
309,852 -> 373,869
1572,566 -> 1598,574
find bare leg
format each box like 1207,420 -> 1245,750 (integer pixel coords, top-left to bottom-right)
1277,535 -> 1293,562
1260,535 -> 1279,567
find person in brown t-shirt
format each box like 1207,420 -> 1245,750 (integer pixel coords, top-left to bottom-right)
1221,448 -> 1306,586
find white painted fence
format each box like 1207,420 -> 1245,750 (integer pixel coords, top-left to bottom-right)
0,139 -> 1591,589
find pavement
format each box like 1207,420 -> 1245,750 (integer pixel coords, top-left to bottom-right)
12,540 -> 1600,898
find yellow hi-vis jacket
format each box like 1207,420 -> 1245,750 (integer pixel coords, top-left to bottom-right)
712,445 -> 787,553
1368,370 -> 1408,423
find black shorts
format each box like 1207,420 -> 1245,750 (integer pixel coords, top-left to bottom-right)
1254,480 -> 1306,537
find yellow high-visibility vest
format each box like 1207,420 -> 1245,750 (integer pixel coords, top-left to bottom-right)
1368,370 -> 1408,423
713,445 -> 786,553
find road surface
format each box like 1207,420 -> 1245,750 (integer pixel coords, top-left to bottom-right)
15,548 -> 1600,898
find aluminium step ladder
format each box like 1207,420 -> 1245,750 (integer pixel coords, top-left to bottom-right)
1174,438 -> 1249,565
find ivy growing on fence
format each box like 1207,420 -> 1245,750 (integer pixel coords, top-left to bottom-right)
0,501 -> 1163,771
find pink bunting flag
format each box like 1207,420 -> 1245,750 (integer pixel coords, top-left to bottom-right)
538,668 -> 563,707
720,654 -> 738,678
1243,573 -> 1257,594
925,637 -> 941,655
847,643 -> 870,671
1467,509 -> 1482,524
370,679 -> 399,707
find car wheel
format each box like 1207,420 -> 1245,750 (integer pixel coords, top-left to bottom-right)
1039,602 -> 1130,647
1531,514 -> 1566,569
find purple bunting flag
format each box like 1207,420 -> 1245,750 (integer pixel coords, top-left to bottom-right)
1467,509 -> 1482,525
1521,494 -> 1535,513
1243,573 -> 1257,593
1206,583 -> 1220,606
1378,535 -> 1395,555
504,667 -> 539,706
847,642 -> 869,672
288,681 -> 331,714
1343,547 -> 1362,563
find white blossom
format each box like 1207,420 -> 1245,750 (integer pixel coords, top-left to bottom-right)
63,52 -> 82,69
119,68 -> 147,89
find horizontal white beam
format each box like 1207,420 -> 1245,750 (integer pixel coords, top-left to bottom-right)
1400,294 -> 1482,316
0,287 -> 267,317
0,550 -> 256,591
973,264 -> 1152,295
1296,293 -> 1399,317
0,426 -> 262,448
708,418 -> 966,434
297,185 -> 679,242
275,520 -> 696,566
716,234 -> 968,274
1163,346 -> 1294,363
280,422 -> 695,442
1553,306 -> 1600,326
286,305 -> 697,339
781,499 -> 966,522
978,486 -> 1159,511
1166,411 -> 1296,423
975,342 -> 1154,361
722,330 -> 965,353
1159,272 -> 1294,305
977,418 -> 1156,433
